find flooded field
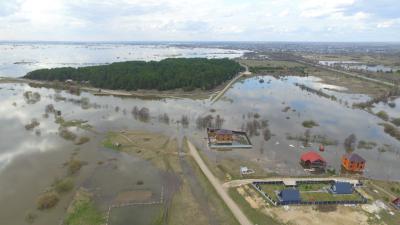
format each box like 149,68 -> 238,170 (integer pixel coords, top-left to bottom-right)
318,60 -> 398,73
0,71 -> 399,223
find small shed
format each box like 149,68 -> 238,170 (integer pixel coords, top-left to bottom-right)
393,198 -> 400,209
342,153 -> 365,172
331,182 -> 353,194
278,189 -> 301,204
300,151 -> 326,169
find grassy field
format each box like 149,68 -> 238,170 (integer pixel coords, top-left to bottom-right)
297,183 -> 329,191
300,192 -> 363,202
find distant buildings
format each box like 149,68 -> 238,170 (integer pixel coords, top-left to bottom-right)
300,151 -> 326,170
342,153 -> 366,172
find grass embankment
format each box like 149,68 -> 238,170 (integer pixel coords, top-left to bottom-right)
103,131 -> 240,225
239,59 -> 307,76
64,188 -> 105,225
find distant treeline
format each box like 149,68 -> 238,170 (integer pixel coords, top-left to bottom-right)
24,58 -> 243,91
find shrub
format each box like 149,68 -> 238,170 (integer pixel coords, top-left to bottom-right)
391,118 -> 400,127
75,136 -> 90,145
376,111 -> 389,121
25,211 -> 37,224
344,134 -> 357,152
59,128 -> 77,141
37,192 -> 59,210
302,120 -> 319,128
68,160 -> 85,175
54,178 -> 74,193
25,119 -> 40,130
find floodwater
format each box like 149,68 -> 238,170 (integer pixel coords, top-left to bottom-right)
318,60 -> 397,73
0,42 -> 245,77
0,45 -> 399,224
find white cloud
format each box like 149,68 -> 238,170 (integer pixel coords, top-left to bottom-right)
0,0 -> 399,41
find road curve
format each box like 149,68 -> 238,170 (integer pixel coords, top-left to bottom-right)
211,64 -> 251,104
186,140 -> 252,225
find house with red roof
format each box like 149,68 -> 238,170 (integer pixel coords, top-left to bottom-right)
300,151 -> 326,169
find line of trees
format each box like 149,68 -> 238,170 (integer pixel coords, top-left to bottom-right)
24,58 -> 243,91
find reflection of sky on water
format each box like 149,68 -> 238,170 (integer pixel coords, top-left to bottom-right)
0,43 -> 245,77
0,75 -> 399,180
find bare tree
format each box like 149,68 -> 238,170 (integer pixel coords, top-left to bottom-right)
344,134 -> 357,153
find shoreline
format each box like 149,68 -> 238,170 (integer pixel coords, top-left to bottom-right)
0,76 -> 226,100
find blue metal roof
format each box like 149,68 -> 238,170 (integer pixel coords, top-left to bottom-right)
279,189 -> 301,202
332,182 -> 353,194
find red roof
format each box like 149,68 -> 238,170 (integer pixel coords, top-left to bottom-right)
300,151 -> 326,163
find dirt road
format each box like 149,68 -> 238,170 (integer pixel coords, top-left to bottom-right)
211,64 -> 251,104
186,140 -> 252,225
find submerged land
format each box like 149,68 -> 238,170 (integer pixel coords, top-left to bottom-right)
0,42 -> 400,225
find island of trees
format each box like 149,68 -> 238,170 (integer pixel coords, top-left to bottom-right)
24,58 -> 244,91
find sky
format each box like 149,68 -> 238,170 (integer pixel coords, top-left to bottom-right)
0,0 -> 399,42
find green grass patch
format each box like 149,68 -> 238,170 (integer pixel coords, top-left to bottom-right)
300,192 -> 362,202
64,193 -> 106,225
258,184 -> 285,202
102,132 -> 120,150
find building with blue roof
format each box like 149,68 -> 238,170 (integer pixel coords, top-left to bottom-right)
331,182 -> 353,194
278,188 -> 301,204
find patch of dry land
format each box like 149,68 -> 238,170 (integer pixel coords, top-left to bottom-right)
103,131 -> 239,225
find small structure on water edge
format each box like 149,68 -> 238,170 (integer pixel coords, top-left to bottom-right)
330,182 -> 353,194
207,128 -> 252,149
300,151 -> 326,170
341,153 -> 365,172
393,198 -> 400,209
278,189 -> 301,204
